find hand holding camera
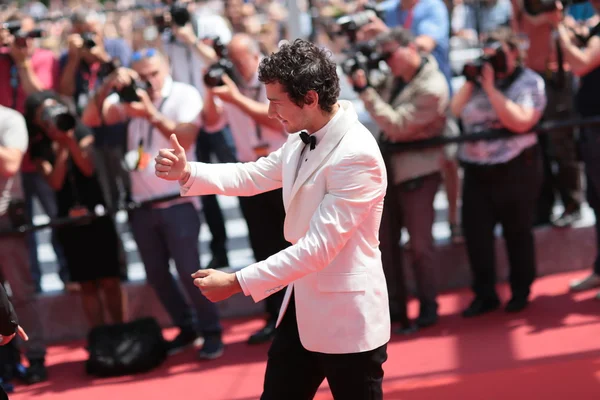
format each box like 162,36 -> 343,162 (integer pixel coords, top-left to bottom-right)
210,74 -> 241,104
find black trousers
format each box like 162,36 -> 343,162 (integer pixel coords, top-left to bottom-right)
261,292 -> 388,400
196,128 -> 238,260
461,145 -> 543,300
238,189 -> 290,320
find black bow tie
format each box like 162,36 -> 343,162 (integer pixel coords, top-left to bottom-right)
299,131 -> 316,151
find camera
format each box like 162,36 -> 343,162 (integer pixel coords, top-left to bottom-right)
118,80 -> 152,103
340,41 -> 387,77
41,104 -> 77,133
1,22 -> 45,48
462,41 -> 508,81
203,37 -> 240,88
523,0 -> 588,16
153,2 -> 191,34
334,2 -> 384,44
81,32 -> 96,49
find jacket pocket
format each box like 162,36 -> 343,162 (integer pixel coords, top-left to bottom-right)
317,272 -> 367,293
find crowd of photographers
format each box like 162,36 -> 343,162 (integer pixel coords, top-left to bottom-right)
1,0 -> 600,389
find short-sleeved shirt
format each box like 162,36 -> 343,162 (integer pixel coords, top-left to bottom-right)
0,106 -> 28,216
381,0 -> 452,93
458,68 -> 546,165
452,0 -> 512,34
106,76 -> 203,208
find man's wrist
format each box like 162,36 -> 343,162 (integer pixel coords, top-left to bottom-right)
229,273 -> 243,295
179,162 -> 191,185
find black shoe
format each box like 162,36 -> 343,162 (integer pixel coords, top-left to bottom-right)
416,302 -> 439,328
462,297 -> 500,318
247,321 -> 276,345
504,296 -> 529,313
198,335 -> 224,360
205,256 -> 229,270
167,329 -> 198,355
23,359 -> 47,385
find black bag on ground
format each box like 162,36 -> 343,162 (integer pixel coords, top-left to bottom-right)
85,317 -> 167,377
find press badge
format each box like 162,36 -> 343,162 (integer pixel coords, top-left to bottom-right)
124,141 -> 151,171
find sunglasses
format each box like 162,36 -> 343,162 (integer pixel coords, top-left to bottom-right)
131,48 -> 158,63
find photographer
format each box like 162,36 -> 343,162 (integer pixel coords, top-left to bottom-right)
0,12 -> 69,294
552,0 -> 600,295
201,33 -> 290,344
512,0 -> 584,228
351,27 -> 449,329
159,0 -> 234,270
0,105 -> 47,384
25,91 -> 126,331
450,29 -> 545,317
81,48 -> 224,360
57,8 -> 132,282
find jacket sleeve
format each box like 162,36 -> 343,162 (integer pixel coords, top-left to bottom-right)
0,283 -> 18,337
236,149 -> 387,303
359,86 -> 447,142
180,145 -> 284,197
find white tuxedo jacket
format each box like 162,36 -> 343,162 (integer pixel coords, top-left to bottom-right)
181,101 -> 390,354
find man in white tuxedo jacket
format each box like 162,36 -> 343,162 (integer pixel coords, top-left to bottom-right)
155,39 -> 390,399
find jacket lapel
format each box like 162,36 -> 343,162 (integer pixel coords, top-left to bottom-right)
282,138 -> 305,209
288,101 -> 358,203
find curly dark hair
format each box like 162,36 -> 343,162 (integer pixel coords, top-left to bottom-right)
258,39 -> 340,113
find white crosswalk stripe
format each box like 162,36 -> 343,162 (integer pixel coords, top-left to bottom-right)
34,191 -> 597,293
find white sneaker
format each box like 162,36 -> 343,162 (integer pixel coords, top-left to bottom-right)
570,273 -> 600,292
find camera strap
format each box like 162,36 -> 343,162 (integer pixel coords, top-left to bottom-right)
250,86 -> 263,142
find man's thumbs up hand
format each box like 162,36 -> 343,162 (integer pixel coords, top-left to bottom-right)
155,134 -> 190,182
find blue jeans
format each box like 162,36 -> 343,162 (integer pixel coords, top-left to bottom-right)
21,171 -> 69,286
128,202 -> 222,335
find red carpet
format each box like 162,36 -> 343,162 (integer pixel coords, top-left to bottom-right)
9,270 -> 600,399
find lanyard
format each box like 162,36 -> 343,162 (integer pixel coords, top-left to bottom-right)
81,62 -> 100,95
143,95 -> 169,151
9,63 -> 19,110
402,8 -> 414,30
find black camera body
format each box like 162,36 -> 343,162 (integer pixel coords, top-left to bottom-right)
335,3 -> 384,44
341,41 -> 386,77
2,21 -> 45,47
41,104 -> 77,133
203,37 -> 241,88
118,80 -> 152,103
153,2 -> 191,34
462,42 -> 508,81
81,32 -> 97,49
523,0 -> 588,16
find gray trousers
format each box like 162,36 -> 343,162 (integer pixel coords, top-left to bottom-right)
380,172 -> 441,311
0,232 -> 46,361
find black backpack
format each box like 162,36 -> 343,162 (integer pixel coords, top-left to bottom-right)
85,317 -> 167,377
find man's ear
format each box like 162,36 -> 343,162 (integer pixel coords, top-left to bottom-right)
304,90 -> 319,109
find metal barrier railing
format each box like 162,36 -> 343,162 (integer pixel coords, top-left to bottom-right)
0,193 -> 183,238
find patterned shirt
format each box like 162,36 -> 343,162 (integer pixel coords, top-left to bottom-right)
458,67 -> 546,165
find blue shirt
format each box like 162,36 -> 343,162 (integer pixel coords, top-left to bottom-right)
59,38 -> 132,146
380,0 -> 452,94
568,2 -> 595,21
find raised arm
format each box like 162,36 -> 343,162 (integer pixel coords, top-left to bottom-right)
181,145 -> 284,197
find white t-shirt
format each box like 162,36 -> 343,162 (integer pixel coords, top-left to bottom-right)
107,76 -> 202,208
205,73 -> 288,163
